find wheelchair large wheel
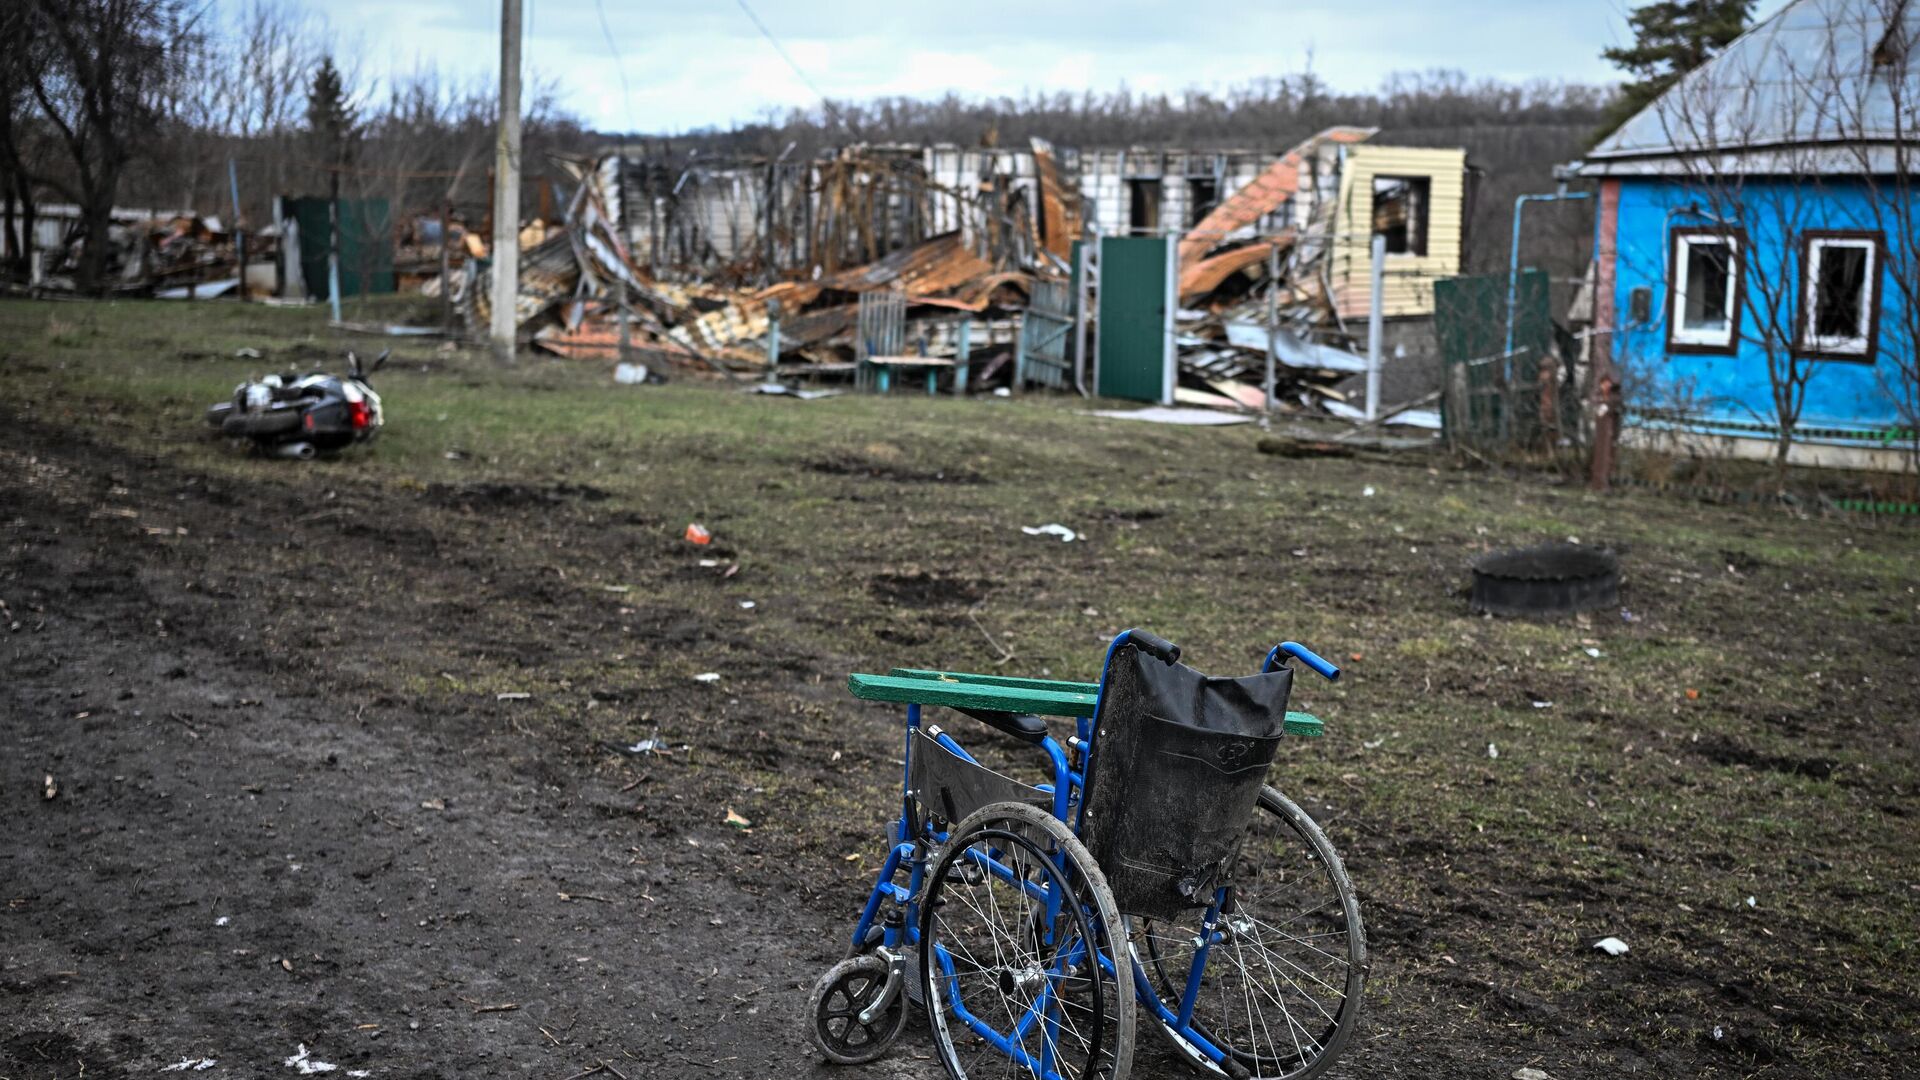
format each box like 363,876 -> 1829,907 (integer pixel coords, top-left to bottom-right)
920,801 -> 1135,1080
1137,786 -> 1366,1080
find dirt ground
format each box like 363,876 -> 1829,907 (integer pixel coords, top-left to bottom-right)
3,299 -> 1917,1080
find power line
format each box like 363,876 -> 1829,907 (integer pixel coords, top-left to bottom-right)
592,0 -> 638,137
732,0 -> 855,135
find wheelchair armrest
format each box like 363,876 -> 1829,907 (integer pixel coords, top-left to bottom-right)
955,707 -> 1050,744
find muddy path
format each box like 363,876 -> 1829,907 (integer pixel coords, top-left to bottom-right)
2,417 -> 920,1080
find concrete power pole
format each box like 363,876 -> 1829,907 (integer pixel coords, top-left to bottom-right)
489,0 -> 524,365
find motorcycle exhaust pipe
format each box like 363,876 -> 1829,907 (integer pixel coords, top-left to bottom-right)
275,441 -> 318,461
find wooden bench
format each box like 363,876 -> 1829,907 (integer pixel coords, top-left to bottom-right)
862,354 -> 953,395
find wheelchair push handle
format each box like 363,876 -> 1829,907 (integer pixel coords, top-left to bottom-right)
1121,629 -> 1181,665
1266,641 -> 1341,682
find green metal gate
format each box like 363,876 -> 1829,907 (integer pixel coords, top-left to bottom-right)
286,196 -> 395,301
1096,235 -> 1174,403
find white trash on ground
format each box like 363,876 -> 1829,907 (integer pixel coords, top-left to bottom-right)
1593,936 -> 1630,956
1022,524 -> 1077,542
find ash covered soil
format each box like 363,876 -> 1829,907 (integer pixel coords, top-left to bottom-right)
4,300 -> 1919,1079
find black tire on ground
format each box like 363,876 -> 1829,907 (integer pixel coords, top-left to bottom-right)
221,409 -> 302,438
205,402 -> 235,428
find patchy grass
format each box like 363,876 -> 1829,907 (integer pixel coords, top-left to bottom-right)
5,296 -> 1918,1078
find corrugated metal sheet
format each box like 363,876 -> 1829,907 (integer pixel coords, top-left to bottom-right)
1175,127 -> 1374,268
1580,0 -> 1920,175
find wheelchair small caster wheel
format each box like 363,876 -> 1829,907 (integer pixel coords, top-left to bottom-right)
808,953 -> 907,1064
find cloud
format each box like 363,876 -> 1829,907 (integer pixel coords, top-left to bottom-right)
211,0 -> 1800,133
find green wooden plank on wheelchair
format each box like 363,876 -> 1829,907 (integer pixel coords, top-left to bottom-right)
886,667 -> 1102,696
846,672 -> 1097,718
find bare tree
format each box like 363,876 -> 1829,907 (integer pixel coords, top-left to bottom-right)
1641,1 -> 1915,483
24,0 -> 200,292
1847,1 -> 1920,480
0,3 -> 53,279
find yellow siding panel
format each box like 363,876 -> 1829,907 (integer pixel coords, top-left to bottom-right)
1330,145 -> 1468,318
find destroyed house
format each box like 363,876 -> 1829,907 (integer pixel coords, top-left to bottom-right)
1571,0 -> 1920,468
537,132 -> 1471,409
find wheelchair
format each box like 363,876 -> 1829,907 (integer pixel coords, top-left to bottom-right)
808,629 -> 1367,1080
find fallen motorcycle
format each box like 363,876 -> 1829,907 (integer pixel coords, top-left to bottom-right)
205,349 -> 387,460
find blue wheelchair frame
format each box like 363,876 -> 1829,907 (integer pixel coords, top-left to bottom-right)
847,631 -> 1340,1077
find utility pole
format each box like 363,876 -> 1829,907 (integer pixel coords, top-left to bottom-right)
489,0 -> 523,365
1262,241 -> 1279,430
227,158 -> 246,302
1366,233 -> 1385,422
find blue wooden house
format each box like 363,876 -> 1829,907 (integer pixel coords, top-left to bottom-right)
1571,0 -> 1919,469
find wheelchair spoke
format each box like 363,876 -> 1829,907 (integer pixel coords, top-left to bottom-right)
1134,788 -> 1363,1079
920,809 -> 1130,1080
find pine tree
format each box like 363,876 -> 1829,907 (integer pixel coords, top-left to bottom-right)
305,55 -> 357,166
1595,0 -> 1755,140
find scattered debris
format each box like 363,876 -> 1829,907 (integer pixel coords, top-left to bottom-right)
1593,936 -> 1630,956
1512,1068 -> 1556,1080
613,362 -> 651,385
162,1058 -> 218,1072
1746,895 -> 1757,908
1085,406 -> 1251,426
42,773 -> 57,801
283,1044 -> 339,1074
1487,743 -> 1499,759
752,384 -> 842,400
739,601 -> 756,610
1362,486 -> 1376,497
1257,435 -> 1354,458
685,523 -> 712,545
420,799 -> 446,811
692,672 -> 721,683
1022,524 -> 1078,542
725,808 -> 752,829
495,692 -> 531,701
215,916 -> 230,927
1584,647 -> 1603,658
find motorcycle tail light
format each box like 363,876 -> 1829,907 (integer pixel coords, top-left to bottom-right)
348,399 -> 371,430
303,413 -> 316,431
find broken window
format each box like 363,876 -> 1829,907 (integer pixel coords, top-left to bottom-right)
1669,230 -> 1741,351
1128,179 -> 1162,234
1799,233 -> 1879,359
1371,175 -> 1429,256
1187,177 -> 1218,228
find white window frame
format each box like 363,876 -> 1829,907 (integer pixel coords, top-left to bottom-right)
1800,234 -> 1878,358
1670,231 -> 1741,350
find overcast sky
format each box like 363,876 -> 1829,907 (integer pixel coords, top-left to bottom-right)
280,0 -> 1794,134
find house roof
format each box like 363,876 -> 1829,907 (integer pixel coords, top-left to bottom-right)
1577,0 -> 1919,176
